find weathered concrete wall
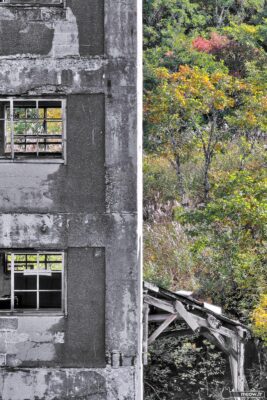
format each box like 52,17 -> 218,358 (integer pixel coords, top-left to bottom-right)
0,0 -> 141,398
0,94 -> 105,213
0,2 -> 103,57
0,316 -> 65,367
0,367 -> 135,400
0,249 -> 105,369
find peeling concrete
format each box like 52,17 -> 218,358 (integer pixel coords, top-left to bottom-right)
49,7 -> 79,58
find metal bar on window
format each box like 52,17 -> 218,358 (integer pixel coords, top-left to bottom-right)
11,253 -> 14,311
24,116 -> 27,152
37,252 -> 39,310
44,106 -> 47,152
14,290 -> 61,293
2,98 -> 65,160
36,100 -> 39,158
61,251 -> 65,312
10,98 -> 14,159
62,99 -> 67,164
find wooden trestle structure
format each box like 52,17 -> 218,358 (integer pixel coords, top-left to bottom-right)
143,281 -> 251,396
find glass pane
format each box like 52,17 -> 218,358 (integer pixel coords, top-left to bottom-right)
0,253 -> 11,310
50,263 -> 63,271
15,292 -> 37,309
39,273 -> 61,290
47,108 -> 62,119
14,108 -> 26,120
45,143 -> 62,153
13,121 -> 25,136
47,254 -> 62,262
26,108 -> 38,119
14,274 -> 37,290
39,292 -> 61,309
14,254 -> 37,272
39,101 -> 62,110
46,121 -> 62,135
38,254 -> 63,271
24,122 -> 42,136
14,136 -> 26,153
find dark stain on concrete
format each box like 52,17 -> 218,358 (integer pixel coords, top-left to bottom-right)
0,21 -> 54,55
67,0 -> 104,56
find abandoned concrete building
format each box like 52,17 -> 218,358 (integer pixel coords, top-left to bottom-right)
0,0 -> 142,399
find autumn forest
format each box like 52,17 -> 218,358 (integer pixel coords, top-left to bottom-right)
143,0 -> 267,398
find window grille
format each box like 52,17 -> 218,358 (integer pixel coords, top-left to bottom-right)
0,251 -> 64,311
0,98 -> 66,161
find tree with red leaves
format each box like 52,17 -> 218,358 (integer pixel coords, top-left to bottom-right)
192,32 -> 230,54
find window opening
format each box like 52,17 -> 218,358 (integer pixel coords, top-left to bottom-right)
0,98 -> 66,161
0,251 -> 64,311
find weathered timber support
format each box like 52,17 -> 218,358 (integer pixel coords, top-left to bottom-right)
143,281 -> 251,394
148,314 -> 177,345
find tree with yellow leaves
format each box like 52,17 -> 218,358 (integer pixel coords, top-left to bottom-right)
253,295 -> 267,344
145,65 -> 245,201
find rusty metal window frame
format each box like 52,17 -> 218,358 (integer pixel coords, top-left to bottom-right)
5,251 -> 65,313
0,97 -> 66,164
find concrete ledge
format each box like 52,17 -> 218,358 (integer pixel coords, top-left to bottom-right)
0,367 -> 136,400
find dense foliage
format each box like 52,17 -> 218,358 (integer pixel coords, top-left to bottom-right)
143,0 -> 267,397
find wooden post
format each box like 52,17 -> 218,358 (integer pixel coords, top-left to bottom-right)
229,338 -> 246,400
143,303 -> 149,365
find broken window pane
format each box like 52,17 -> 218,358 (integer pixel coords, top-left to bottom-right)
0,252 -> 64,311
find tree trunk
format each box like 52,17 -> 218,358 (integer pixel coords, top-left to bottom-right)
203,155 -> 211,202
174,153 -> 185,202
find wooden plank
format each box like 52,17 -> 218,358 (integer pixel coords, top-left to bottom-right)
177,306 -> 238,339
148,313 -> 176,322
229,338 -> 246,399
148,314 -> 177,345
237,341 -> 246,392
160,328 -> 193,338
144,295 -> 176,314
175,301 -> 200,332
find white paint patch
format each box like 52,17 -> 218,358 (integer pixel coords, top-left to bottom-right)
49,7 -> 79,57
54,332 -> 64,344
0,7 -> 16,20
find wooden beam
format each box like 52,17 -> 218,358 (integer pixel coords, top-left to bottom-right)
175,300 -> 239,339
148,314 -> 177,345
210,331 -> 237,358
175,301 -> 200,332
149,313 -> 177,322
144,295 -> 176,314
160,328 -> 193,338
